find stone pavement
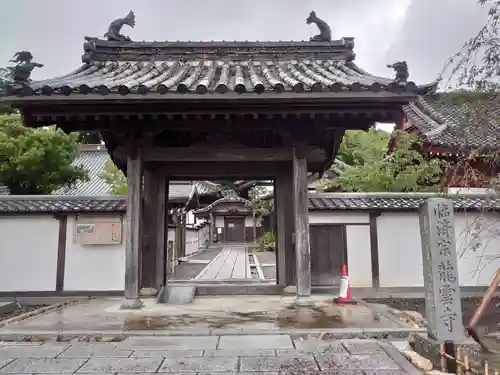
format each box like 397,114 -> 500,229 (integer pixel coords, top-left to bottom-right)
0,335 -> 420,374
0,296 -> 417,335
194,247 -> 250,281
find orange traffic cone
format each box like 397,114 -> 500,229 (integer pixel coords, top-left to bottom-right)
334,264 -> 357,305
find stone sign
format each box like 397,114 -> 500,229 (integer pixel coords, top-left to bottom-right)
419,198 -> 464,342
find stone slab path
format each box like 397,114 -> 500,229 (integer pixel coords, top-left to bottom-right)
194,247 -> 251,280
0,335 -> 420,374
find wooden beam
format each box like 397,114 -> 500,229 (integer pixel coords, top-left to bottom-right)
293,146 -> 313,306
121,147 -> 144,309
121,146 -> 325,163
148,161 -> 286,178
161,179 -> 169,285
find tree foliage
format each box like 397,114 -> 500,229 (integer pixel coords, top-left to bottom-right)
324,130 -> 447,192
247,185 -> 274,220
336,128 -> 389,166
100,159 -> 127,195
0,115 -> 89,194
442,0 -> 500,91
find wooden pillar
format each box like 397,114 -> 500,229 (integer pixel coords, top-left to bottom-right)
275,167 -> 295,287
121,147 -> 144,309
252,213 -> 257,243
140,169 -> 157,296
174,211 -> 182,260
209,213 -> 214,244
155,175 -> 168,289
293,147 -> 313,306
180,212 -> 187,257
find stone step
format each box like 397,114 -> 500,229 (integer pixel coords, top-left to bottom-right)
157,285 -> 196,304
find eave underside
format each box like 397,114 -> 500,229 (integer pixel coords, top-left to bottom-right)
13,96 -> 412,176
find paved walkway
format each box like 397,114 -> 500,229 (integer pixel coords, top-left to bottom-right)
0,336 -> 418,374
194,247 -> 250,280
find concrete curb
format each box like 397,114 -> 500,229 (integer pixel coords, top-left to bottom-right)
0,326 -> 426,342
358,299 -> 422,329
0,298 -> 86,329
379,341 -> 423,375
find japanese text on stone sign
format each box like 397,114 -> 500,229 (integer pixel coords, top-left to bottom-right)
434,203 -> 458,333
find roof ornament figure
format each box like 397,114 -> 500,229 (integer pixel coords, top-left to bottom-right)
7,51 -> 43,85
387,61 -> 409,83
306,11 -> 332,42
104,10 -> 136,42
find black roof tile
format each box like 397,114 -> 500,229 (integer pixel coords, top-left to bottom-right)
1,193 -> 497,214
308,193 -> 500,211
5,39 -> 437,98
0,196 -> 126,214
402,94 -> 500,151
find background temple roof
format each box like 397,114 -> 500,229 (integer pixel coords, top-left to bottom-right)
0,144 -> 222,201
401,94 -> 500,152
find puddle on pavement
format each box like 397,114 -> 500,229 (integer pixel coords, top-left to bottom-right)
122,304 -> 388,330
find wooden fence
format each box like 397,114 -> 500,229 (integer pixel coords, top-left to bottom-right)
439,344 -> 499,375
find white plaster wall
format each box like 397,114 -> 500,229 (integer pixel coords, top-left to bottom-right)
346,225 -> 372,287
377,213 -> 424,287
455,212 -> 500,286
0,215 -> 59,292
215,216 -> 224,228
245,216 -> 261,227
377,212 -> 500,288
168,227 -> 175,244
63,215 -> 125,291
309,211 -> 369,224
186,229 -> 200,256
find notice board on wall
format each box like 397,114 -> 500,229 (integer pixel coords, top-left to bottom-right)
73,215 -> 123,245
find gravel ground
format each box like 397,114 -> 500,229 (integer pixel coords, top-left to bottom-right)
0,304 -> 47,321
168,263 -> 206,280
254,250 -> 276,265
261,265 -> 277,280
187,248 -> 222,262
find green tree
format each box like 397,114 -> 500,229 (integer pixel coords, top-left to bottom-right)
0,114 -> 89,194
100,159 -> 127,195
336,128 -> 389,166
247,185 -> 274,220
324,131 -> 447,192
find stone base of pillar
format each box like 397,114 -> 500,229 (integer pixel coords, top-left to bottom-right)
140,287 -> 159,297
295,296 -> 314,307
120,298 -> 144,309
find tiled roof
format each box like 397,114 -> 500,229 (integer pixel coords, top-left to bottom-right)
0,196 -> 126,214
6,39 -> 436,98
308,193 -> 500,211
402,94 -> 500,151
53,148 -> 110,196
13,60 -> 425,97
193,196 -> 250,215
1,193 -> 498,214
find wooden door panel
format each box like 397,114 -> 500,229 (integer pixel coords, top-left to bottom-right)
310,225 -> 346,286
226,217 -> 245,242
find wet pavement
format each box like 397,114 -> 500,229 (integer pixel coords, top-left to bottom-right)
0,296 -> 409,334
0,336 -> 420,374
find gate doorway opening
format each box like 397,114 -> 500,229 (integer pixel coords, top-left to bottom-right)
165,179 -> 278,286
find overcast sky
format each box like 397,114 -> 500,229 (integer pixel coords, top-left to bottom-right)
0,0 -> 490,131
